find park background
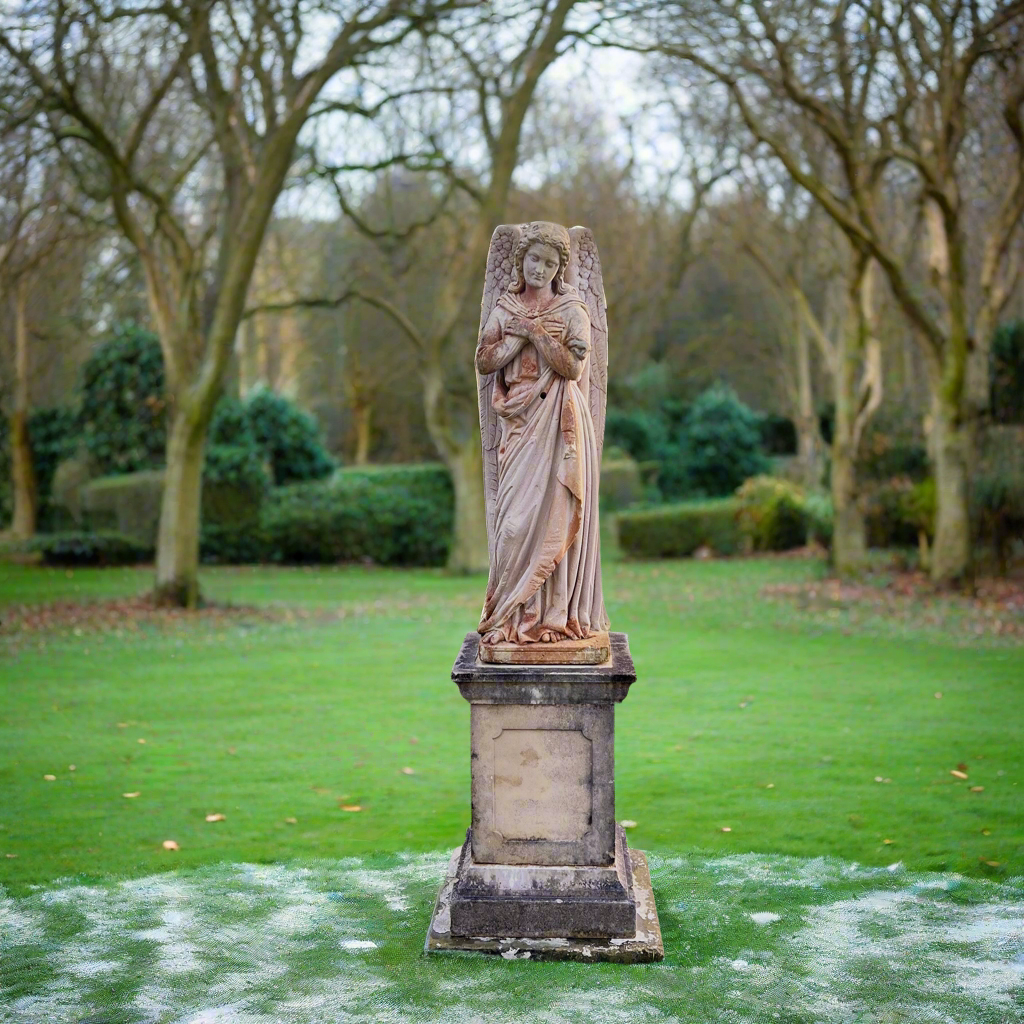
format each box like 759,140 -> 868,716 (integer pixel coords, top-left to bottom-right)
1,2 -> 1023,1021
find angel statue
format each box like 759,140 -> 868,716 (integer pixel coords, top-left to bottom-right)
475,221 -> 609,652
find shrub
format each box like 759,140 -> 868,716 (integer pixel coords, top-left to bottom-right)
759,413 -> 798,456
50,451 -> 95,529
735,476 -> 808,552
803,491 -> 834,547
680,384 -> 769,497
21,530 -> 152,567
604,408 -> 669,464
864,477 -> 919,548
262,468 -> 452,566
600,455 -> 643,511
617,499 -> 742,559
80,324 -> 166,475
857,409 -> 928,481
973,426 -> 1024,573
82,471 -> 165,544
991,321 -> 1024,424
247,387 -> 335,485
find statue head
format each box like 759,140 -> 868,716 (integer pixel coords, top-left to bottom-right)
510,221 -> 571,294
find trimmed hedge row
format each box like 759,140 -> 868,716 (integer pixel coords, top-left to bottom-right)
616,499 -> 743,559
18,530 -> 152,567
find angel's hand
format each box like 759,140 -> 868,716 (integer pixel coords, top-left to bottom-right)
506,317 -> 537,341
568,338 -> 589,360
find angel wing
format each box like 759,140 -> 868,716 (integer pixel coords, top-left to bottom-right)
477,223 -> 522,560
567,226 -> 609,462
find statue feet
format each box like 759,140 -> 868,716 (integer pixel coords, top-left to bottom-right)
481,630 -> 504,646
539,630 -> 569,643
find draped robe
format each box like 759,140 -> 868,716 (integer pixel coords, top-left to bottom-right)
477,288 -> 608,643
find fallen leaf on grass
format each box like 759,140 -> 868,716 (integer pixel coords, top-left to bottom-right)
882,839 -> 895,845
205,813 -> 226,822
720,827 -> 732,833
137,738 -> 146,745
68,765 -> 76,771
401,767 -> 415,775
122,792 -> 140,799
340,805 -> 362,812
957,762 -> 968,771
162,840 -> 179,851
970,786 -> 985,792
5,853 -> 17,858
620,820 -> 638,829
934,692 -> 942,699
117,723 -> 128,728
227,747 -> 236,755
982,828 -> 992,835
950,770 -> 968,780
284,817 -> 297,825
764,783 -> 775,789
43,774 -> 56,781
982,859 -> 1001,868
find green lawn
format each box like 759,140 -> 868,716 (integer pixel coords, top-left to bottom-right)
1,556 -> 1021,891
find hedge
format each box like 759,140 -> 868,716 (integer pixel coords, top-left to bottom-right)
262,465 -> 453,566
600,457 -> 644,511
617,499 -> 742,559
19,530 -> 152,567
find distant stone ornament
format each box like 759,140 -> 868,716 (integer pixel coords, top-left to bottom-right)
476,222 -> 610,663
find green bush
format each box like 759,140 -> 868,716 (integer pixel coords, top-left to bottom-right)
21,530 -> 152,567
681,384 -> 770,497
735,476 -> 808,552
605,408 -> 669,464
973,426 -> 1024,573
262,466 -> 452,566
803,491 -> 834,547
857,409 -> 928,481
600,456 -> 643,511
82,471 -> 165,544
247,387 -> 335,485
49,451 -> 95,529
864,477 -> 919,548
991,321 -> 1024,424
80,324 -> 166,475
617,499 -> 742,559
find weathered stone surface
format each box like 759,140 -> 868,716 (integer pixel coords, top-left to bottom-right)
453,631 -> 635,705
476,223 -> 610,650
470,704 -> 615,866
426,845 -> 664,963
479,631 -> 610,665
451,825 -> 634,938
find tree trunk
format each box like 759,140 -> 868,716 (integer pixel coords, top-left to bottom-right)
154,404 -> 208,607
10,278 -> 37,539
353,401 -> 372,466
930,394 -> 971,585
831,313 -> 867,576
793,316 -> 822,489
446,433 -> 488,575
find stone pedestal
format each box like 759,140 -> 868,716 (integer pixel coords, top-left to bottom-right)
426,632 -> 663,962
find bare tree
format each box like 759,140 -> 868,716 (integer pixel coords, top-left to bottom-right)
0,118 -> 90,538
0,0 -> 460,604
304,0 -> 587,573
634,0 -> 1024,584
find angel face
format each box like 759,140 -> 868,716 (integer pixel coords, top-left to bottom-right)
523,242 -> 561,290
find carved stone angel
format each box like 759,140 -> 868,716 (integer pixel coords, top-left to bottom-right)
476,221 -> 609,649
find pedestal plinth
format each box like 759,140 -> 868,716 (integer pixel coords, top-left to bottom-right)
426,632 -> 663,962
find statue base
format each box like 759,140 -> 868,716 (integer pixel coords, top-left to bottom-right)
425,841 -> 663,963
478,630 -> 610,665
426,632 -> 662,963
